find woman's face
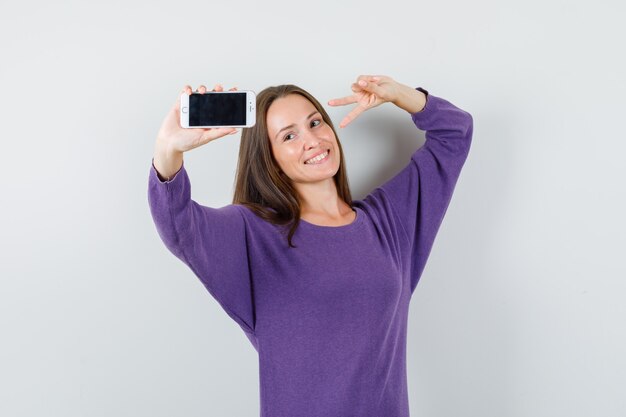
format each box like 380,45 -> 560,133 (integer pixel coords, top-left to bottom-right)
266,94 -> 340,185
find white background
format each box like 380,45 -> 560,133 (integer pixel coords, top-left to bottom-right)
1,0 -> 624,416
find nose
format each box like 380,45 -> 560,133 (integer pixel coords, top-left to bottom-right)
303,130 -> 321,149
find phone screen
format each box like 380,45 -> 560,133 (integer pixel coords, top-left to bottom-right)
189,92 -> 247,126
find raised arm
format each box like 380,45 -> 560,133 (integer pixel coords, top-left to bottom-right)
368,87 -> 473,294
148,159 -> 255,335
147,84 -> 256,335
329,75 -> 473,293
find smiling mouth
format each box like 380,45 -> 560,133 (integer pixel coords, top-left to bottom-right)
304,149 -> 330,165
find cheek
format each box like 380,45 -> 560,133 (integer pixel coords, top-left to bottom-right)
324,126 -> 337,142
278,146 -> 300,165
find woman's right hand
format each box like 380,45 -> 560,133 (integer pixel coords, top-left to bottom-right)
156,83 -> 240,154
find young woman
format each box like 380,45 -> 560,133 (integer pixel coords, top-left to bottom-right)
148,75 -> 473,417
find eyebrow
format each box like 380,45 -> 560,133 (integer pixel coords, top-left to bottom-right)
274,110 -> 320,140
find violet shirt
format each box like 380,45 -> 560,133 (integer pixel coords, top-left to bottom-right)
147,88 -> 473,417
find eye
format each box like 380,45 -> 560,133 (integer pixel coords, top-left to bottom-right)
283,119 -> 322,141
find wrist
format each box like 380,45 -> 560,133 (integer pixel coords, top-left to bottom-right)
155,137 -> 183,159
153,139 -> 184,181
393,84 -> 427,114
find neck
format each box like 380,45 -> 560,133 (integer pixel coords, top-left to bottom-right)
296,179 -> 350,219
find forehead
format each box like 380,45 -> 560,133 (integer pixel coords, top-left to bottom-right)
266,94 -> 317,132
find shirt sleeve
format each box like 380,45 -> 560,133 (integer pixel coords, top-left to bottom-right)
369,88 -> 473,294
147,158 -> 255,335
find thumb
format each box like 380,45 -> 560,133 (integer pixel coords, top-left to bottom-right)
174,85 -> 193,113
357,79 -> 386,98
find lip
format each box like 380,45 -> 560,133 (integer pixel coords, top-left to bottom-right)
304,148 -> 330,164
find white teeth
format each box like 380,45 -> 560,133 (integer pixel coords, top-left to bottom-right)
305,150 -> 329,164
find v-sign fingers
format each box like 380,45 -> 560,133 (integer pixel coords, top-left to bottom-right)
339,104 -> 366,128
328,94 -> 358,107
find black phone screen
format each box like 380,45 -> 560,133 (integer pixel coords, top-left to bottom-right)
189,92 -> 247,126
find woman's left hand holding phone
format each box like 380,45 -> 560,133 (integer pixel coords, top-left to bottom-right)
153,83 -> 238,181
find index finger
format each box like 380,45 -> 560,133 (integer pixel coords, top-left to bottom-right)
339,105 -> 366,128
328,94 -> 358,107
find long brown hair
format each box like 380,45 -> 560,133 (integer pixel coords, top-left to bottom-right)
232,84 -> 353,248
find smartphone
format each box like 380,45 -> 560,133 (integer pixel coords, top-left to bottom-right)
180,91 -> 256,128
